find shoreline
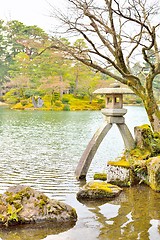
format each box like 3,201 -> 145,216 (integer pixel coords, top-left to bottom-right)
0,101 -> 8,106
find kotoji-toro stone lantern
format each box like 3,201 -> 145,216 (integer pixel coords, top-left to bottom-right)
98,85 -> 132,123
75,84 -> 135,180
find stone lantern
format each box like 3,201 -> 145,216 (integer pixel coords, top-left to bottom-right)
95,86 -> 133,124
75,84 -> 135,180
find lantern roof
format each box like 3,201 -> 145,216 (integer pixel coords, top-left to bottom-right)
93,86 -> 134,95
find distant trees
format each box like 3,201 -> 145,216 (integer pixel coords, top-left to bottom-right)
0,19 -> 107,101
0,20 -> 49,93
51,0 -> 160,131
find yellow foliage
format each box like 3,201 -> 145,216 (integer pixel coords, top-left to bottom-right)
11,94 -> 103,111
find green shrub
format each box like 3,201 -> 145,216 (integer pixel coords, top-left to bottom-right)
3,89 -> 18,99
6,97 -> 19,104
63,104 -> 70,111
20,99 -> 28,106
62,97 -> 69,104
97,98 -> 104,104
53,92 -> 60,101
55,100 -> 62,107
24,89 -> 45,98
135,98 -> 142,104
75,93 -> 86,99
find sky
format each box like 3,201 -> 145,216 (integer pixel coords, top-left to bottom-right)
0,0 -> 65,33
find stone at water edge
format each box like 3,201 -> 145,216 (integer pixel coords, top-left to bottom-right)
106,165 -> 131,187
77,181 -> 122,200
147,156 -> 160,191
0,185 -> 77,226
94,173 -> 107,181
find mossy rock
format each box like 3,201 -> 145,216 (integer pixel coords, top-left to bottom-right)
131,160 -> 148,184
134,124 -> 160,157
0,185 -> 77,227
151,132 -> 160,155
147,156 -> 160,191
77,181 -> 122,200
134,124 -> 153,149
94,173 -> 107,181
106,165 -> 131,187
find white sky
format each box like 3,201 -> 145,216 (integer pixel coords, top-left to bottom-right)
0,0 -> 65,33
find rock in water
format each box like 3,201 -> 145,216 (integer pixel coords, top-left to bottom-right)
147,156 -> 160,191
0,185 -> 77,227
106,165 -> 131,187
77,181 -> 122,200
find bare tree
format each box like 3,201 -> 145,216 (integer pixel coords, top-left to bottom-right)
50,0 -> 160,131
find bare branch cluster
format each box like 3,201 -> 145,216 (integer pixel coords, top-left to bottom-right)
50,0 -> 160,125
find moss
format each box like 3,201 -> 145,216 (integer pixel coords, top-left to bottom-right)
0,214 -> 5,222
38,199 -> 46,209
156,171 -> 160,184
87,182 -> 113,193
126,148 -> 151,163
13,201 -> 23,210
70,208 -> 77,219
153,132 -> 160,139
109,179 -> 131,187
35,194 -> 49,210
155,109 -> 160,119
108,157 -> 130,168
6,204 -> 23,226
134,124 -> 160,156
140,125 -> 153,146
151,132 -> 160,155
133,165 -> 148,181
6,188 -> 31,203
77,181 -> 122,200
139,124 -> 151,130
94,173 -> 107,181
37,194 -> 48,203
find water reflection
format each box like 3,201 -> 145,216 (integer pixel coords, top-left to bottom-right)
0,222 -> 76,240
78,185 -> 160,240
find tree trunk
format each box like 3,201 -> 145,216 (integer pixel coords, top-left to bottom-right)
143,98 -> 160,132
59,75 -> 63,99
129,76 -> 160,132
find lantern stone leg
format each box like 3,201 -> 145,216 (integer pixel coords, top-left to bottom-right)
117,123 -> 135,150
75,85 -> 135,180
75,122 -> 112,179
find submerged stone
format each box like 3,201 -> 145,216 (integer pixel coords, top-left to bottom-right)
94,173 -> 107,181
77,181 -> 122,200
0,185 -> 77,227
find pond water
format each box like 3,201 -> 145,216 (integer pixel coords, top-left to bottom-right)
0,106 -> 160,240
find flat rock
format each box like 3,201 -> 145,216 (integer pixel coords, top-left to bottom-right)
77,181 -> 122,200
0,185 -> 77,227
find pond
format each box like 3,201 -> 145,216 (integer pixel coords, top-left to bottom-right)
0,106 -> 160,240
